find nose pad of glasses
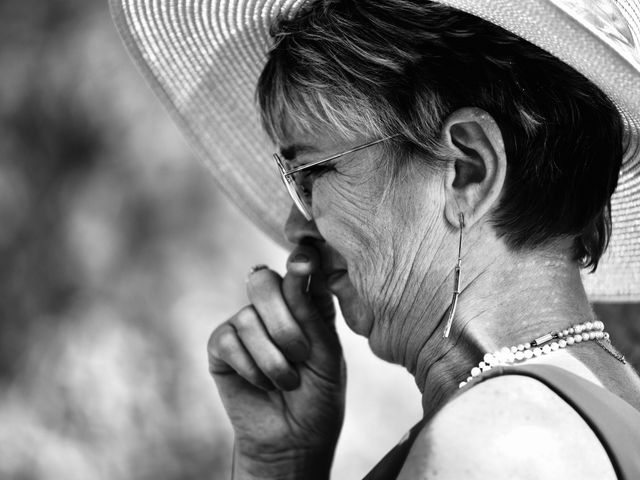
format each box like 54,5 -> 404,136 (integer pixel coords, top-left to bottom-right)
295,189 -> 313,220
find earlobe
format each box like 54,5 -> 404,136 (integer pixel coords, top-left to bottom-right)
441,108 -> 507,229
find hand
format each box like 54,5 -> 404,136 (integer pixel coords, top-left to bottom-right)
208,244 -> 346,479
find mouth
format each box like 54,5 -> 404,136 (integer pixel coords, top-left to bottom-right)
312,242 -> 349,290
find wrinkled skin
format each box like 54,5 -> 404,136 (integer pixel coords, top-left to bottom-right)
207,243 -> 345,479
208,112 -> 640,480
206,130 -> 428,478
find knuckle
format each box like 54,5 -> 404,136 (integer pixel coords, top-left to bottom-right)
212,326 -> 238,357
206,331 -> 216,354
207,323 -> 228,353
268,323 -> 295,342
263,358 -> 291,379
247,370 -> 269,388
232,306 -> 259,332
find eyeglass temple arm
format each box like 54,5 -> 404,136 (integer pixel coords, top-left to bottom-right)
282,134 -> 400,176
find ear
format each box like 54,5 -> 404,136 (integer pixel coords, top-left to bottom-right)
440,108 -> 507,229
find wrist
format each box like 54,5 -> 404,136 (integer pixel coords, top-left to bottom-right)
233,444 -> 335,480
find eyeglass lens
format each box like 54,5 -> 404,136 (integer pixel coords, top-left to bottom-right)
274,153 -> 313,220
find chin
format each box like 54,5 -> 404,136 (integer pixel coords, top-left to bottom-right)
363,321 -> 390,361
336,294 -> 373,337
335,282 -> 394,363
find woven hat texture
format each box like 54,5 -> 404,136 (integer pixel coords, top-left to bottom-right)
110,0 -> 640,301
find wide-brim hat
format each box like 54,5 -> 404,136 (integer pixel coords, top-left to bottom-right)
110,0 -> 640,301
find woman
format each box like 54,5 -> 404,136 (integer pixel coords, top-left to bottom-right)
111,0 -> 640,478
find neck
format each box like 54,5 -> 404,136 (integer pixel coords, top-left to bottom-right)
378,231 -> 594,418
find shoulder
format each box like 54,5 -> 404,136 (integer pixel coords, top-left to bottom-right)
398,374 -> 617,480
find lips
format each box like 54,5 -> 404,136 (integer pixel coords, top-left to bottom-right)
312,242 -> 348,287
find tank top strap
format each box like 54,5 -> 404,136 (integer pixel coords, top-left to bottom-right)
472,364 -> 640,480
362,416 -> 428,480
364,363 -> 640,479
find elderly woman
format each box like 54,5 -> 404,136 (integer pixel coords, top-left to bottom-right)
111,0 -> 640,478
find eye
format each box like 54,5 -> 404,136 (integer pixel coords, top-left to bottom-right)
305,164 -> 336,185
296,164 -> 336,197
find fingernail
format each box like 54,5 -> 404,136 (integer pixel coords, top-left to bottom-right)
292,253 -> 309,263
261,380 -> 276,392
249,264 -> 269,274
287,340 -> 309,362
279,370 -> 300,391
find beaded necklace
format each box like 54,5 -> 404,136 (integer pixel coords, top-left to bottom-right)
459,319 -> 626,389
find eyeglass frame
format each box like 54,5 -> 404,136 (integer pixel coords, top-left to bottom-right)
272,134 -> 400,220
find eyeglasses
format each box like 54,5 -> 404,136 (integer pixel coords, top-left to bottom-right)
272,134 -> 399,220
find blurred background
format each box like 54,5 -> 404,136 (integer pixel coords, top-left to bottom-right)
0,0 -> 638,479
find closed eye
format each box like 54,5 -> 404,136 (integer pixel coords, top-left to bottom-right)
299,164 -> 335,181
296,164 -> 336,197
310,164 -> 335,177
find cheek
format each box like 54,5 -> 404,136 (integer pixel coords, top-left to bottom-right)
316,210 -> 375,291
314,176 -> 377,255
314,174 -> 399,305
318,168 -> 446,301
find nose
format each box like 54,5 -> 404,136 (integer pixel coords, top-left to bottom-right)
285,206 -> 324,245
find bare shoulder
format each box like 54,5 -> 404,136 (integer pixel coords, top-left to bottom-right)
398,374 -> 617,480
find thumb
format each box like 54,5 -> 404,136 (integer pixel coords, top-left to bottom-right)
282,244 -> 335,325
283,245 -> 343,383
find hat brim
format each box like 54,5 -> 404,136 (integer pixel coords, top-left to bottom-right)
110,0 -> 640,301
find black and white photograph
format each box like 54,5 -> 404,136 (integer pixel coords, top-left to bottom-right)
2,0 -> 640,478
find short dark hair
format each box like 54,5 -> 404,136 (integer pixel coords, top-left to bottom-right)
257,0 -> 624,270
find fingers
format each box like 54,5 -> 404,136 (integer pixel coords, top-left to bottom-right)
247,267 -> 310,363
207,321 -> 273,391
282,246 -> 340,375
282,244 -> 334,324
208,244 -> 339,393
208,306 -> 300,391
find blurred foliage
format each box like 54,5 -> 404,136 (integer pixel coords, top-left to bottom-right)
0,1 -> 422,479
0,0 -> 637,479
0,0 -> 241,478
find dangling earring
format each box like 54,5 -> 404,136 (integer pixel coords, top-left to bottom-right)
443,212 -> 465,339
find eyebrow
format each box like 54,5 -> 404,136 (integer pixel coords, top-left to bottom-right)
279,143 -> 320,161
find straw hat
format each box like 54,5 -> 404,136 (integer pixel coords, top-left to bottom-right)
110,0 -> 640,301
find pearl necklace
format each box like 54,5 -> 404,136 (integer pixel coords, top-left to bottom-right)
459,320 -> 624,389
